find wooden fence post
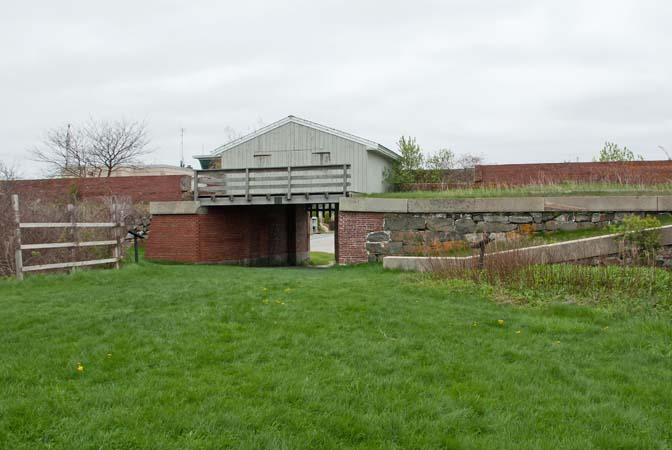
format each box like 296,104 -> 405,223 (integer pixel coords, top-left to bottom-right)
68,203 -> 77,274
112,201 -> 121,270
11,194 -> 23,281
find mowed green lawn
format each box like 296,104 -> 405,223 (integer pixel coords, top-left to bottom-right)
0,261 -> 670,449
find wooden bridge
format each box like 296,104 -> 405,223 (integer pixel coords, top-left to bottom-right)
193,164 -> 351,206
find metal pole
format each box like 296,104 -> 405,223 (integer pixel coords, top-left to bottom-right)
342,164 -> 348,196
193,171 -> 199,201
134,234 -> 139,263
11,195 -> 23,281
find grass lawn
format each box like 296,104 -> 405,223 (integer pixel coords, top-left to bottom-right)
364,182 -> 672,199
1,261 -> 671,449
306,251 -> 335,266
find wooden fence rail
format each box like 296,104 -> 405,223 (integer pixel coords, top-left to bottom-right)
11,194 -> 123,281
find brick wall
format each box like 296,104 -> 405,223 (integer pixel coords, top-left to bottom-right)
9,175 -> 191,204
336,211 -> 384,264
145,215 -> 201,262
475,161 -> 672,186
146,205 -> 310,265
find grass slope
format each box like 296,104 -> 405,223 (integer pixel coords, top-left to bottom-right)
306,251 -> 335,266
0,262 -> 670,449
365,182 -> 672,198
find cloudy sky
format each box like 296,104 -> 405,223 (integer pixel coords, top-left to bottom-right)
2,0 -> 671,177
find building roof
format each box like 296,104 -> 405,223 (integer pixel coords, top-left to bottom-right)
194,115 -> 399,160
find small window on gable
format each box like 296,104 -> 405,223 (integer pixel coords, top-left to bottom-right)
254,154 -> 271,167
311,151 -> 331,165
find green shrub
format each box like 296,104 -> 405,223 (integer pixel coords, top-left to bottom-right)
618,215 -> 661,262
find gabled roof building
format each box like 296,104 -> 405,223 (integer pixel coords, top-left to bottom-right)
194,115 -> 398,193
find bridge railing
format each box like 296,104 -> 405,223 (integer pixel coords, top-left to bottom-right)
194,164 -> 351,201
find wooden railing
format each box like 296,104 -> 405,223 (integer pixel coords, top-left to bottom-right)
193,164 -> 351,201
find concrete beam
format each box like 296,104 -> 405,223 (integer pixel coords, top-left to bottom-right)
472,197 -> 544,212
338,195 -> 672,214
407,198 -> 476,213
150,201 -> 207,215
339,197 -> 408,213
544,196 -> 658,212
657,196 -> 672,212
200,194 -> 343,207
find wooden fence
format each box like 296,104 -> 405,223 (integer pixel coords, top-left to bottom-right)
193,164 -> 351,201
11,194 -> 123,280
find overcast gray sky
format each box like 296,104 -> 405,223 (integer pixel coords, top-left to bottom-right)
2,0 -> 671,177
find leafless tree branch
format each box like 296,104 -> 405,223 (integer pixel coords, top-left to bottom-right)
31,119 -> 152,178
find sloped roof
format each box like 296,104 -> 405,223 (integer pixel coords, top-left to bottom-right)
194,115 -> 398,160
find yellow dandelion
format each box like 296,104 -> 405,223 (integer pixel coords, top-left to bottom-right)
76,363 -> 84,373
497,319 -> 504,325
516,330 -> 521,335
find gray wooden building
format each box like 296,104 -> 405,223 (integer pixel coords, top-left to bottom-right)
194,115 -> 398,194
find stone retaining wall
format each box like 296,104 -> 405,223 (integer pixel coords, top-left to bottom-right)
337,196 -> 672,264
383,226 -> 672,271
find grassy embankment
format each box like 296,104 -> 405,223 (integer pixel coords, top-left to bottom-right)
0,258 -> 670,449
365,182 -> 672,198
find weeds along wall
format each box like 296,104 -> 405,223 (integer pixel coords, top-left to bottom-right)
336,196 -> 672,264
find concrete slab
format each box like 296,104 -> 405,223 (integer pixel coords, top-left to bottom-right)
657,196 -> 672,212
407,197 -> 542,213
407,198 -> 476,213
472,197 -> 545,212
544,196 -> 658,212
339,197 -> 408,212
150,201 -> 207,215
310,233 -> 335,253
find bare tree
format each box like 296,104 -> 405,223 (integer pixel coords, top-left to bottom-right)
32,119 -> 152,178
31,124 -> 92,177
85,119 -> 151,177
456,153 -> 484,169
0,161 -> 17,182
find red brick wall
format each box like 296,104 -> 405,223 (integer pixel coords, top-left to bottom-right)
145,215 -> 201,262
10,175 -> 190,204
336,211 -> 384,264
475,161 -> 672,187
146,205 -> 310,265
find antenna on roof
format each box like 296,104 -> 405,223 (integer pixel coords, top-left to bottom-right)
180,128 -> 185,167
